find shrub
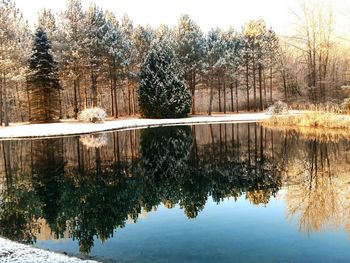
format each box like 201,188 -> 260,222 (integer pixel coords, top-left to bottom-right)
266,101 -> 289,115
78,107 -> 106,123
138,40 -> 191,118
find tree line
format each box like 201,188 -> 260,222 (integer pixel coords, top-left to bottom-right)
0,0 -> 349,125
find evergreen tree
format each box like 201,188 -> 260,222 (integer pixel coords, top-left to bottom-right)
138,40 -> 191,118
27,27 -> 61,123
83,4 -> 108,107
174,15 -> 206,114
264,28 -> 280,102
103,11 -> 128,117
120,15 -> 136,116
205,28 -> 229,114
129,25 -> 154,115
60,0 -> 86,118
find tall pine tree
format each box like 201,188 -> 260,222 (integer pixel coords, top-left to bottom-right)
138,40 -> 191,118
27,27 -> 61,123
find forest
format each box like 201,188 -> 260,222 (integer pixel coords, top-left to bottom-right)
0,0 -> 349,125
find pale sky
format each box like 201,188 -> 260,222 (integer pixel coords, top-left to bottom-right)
13,0 -> 350,35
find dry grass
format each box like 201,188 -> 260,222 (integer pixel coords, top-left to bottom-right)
288,101 -> 342,113
262,109 -> 350,142
264,111 -> 350,130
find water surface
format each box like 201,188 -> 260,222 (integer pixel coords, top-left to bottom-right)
0,123 -> 350,262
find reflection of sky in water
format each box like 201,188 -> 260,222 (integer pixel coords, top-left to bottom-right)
36,193 -> 350,263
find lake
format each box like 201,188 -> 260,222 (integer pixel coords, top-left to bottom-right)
0,123 -> 350,262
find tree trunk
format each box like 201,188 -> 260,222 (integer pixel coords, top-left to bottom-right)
15,84 -> 22,121
223,78 -> 226,113
208,76 -> 214,115
282,71 -> 287,102
218,77 -> 221,112
112,62 -> 119,118
114,82 -> 118,118
191,71 -> 196,115
252,47 -> 257,112
128,83 -> 132,116
3,76 -> 9,126
91,72 -> 98,107
263,72 -> 267,108
26,83 -> 31,121
0,74 -> 3,126
110,78 -> 114,116
246,59 -> 250,111
270,65 -> 273,103
132,86 -> 136,115
73,79 -> 78,119
58,91 -> 63,119
235,79 -> 239,113
230,83 -> 234,112
258,64 -> 263,111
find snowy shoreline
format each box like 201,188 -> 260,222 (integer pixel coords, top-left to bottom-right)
0,237 -> 98,263
0,113 -> 272,140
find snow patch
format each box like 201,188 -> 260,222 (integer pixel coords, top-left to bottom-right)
0,237 -> 98,263
0,113 -> 273,140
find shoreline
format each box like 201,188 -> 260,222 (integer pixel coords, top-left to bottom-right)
0,113 -> 271,140
0,237 -> 98,263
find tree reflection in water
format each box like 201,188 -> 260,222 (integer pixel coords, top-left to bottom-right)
281,135 -> 349,235
5,123 -> 347,254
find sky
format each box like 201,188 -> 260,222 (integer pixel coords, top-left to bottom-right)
12,0 -> 350,35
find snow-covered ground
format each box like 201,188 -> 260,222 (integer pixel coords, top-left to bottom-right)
0,113 -> 270,139
0,237 -> 98,263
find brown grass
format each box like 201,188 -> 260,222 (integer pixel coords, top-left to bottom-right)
262,110 -> 350,142
264,111 -> 350,129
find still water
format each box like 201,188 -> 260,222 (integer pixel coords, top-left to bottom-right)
1,123 -> 350,262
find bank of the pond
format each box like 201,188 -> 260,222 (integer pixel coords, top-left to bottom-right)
263,111 -> 350,130
0,237 -> 98,263
0,113 -> 273,139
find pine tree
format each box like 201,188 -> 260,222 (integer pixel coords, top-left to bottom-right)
243,19 -> 267,111
83,4 -> 108,108
61,0 -> 86,118
27,27 -> 61,123
264,28 -> 280,102
174,15 -> 205,114
103,11 -> 128,117
138,40 -> 191,118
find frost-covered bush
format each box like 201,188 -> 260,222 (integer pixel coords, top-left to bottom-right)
80,133 -> 108,148
266,101 -> 289,115
341,98 -> 350,114
138,39 -> 191,118
78,107 -> 106,123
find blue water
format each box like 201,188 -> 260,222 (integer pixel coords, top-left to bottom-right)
36,194 -> 350,263
2,124 -> 350,262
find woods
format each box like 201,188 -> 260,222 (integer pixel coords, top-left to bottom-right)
1,0 -> 350,125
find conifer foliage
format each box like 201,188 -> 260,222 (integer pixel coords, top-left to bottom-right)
27,27 -> 61,123
138,40 -> 191,118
